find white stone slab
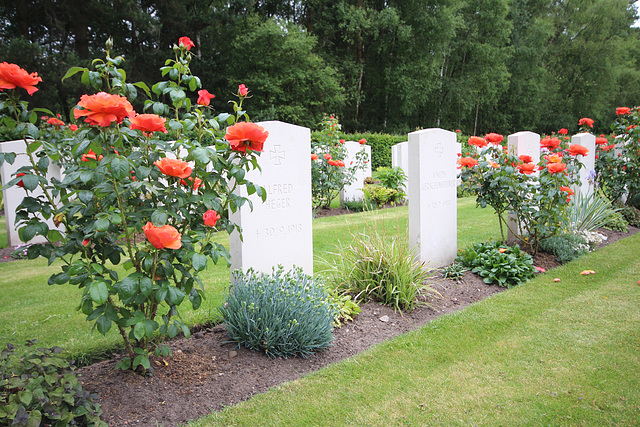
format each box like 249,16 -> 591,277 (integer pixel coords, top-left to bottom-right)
408,128 -> 457,267
571,132 -> 596,197
229,121 -> 313,275
0,139 -> 64,247
340,141 -> 371,202
506,132 -> 541,243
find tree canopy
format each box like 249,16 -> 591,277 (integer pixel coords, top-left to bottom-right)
1,0 -> 638,134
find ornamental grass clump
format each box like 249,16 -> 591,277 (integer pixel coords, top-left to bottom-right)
322,230 -> 437,311
220,268 -> 336,359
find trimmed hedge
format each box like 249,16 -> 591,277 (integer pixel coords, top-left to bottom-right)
311,131 -> 406,170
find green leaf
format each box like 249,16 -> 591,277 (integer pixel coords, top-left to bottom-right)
139,277 -> 153,297
192,253 -> 208,271
96,315 -> 112,335
170,89 -> 186,102
95,218 -> 110,232
21,174 -> 39,191
89,281 -> 109,304
78,190 -> 93,204
115,276 -> 139,299
151,210 -> 168,226
80,170 -> 94,183
111,157 -> 129,180
133,321 -> 146,340
133,354 -> 150,371
61,66 -> 88,82
166,286 -> 186,305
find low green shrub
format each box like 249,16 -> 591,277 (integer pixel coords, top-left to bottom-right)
440,262 -> 468,282
538,233 -> 590,264
326,289 -> 361,327
363,185 -> 401,207
219,268 -> 335,358
456,241 -> 536,287
373,167 -> 407,193
322,230 -> 437,311
0,341 -> 105,426
603,211 -> 629,232
341,133 -> 406,170
342,199 -> 375,212
616,203 -> 640,227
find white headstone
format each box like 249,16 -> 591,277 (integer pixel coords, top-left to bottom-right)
506,132 -> 541,243
0,139 -> 64,247
571,132 -> 596,197
408,128 -> 457,267
229,121 -> 313,275
391,141 -> 409,197
340,141 -> 371,203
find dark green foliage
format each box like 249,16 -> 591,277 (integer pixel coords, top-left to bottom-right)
603,211 -> 629,232
539,233 -> 590,264
342,199 -> 375,212
440,262 -> 468,282
341,133 -> 406,170
0,342 -> 105,426
617,204 -> 640,227
220,268 -> 335,358
456,241 -> 536,287
373,167 -> 407,194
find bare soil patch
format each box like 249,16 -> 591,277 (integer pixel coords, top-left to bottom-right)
75,224 -> 638,427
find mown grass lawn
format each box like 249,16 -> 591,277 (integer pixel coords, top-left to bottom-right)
189,232 -> 640,426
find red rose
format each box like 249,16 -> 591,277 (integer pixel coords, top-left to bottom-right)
547,162 -> 566,174
178,37 -> 195,51
143,222 -> 182,250
595,137 -> 608,145
69,124 -> 78,131
468,136 -> 487,148
519,155 -> 533,163
558,128 -> 568,135
154,157 -> 192,179
544,153 -> 563,163
238,84 -> 249,97
458,157 -> 478,168
339,139 -> 345,144
455,129 -> 461,133
82,239 -> 90,247
578,117 -> 594,128
540,137 -> 561,150
225,122 -> 269,153
516,163 -> 536,174
47,117 -> 64,127
82,149 -> 103,162
197,89 -> 215,106
616,107 -> 630,115
484,133 -> 504,144
560,186 -> 574,196
323,153 -> 332,160
567,144 -> 589,156
203,210 -> 221,227
359,138 -> 367,145
74,92 -> 134,127
129,113 -> 168,135
0,62 -> 42,95
311,154 -> 319,160
337,160 -> 345,167
16,172 -> 26,188
179,176 -> 202,190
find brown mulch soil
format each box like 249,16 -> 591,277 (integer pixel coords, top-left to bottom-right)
3,210 -> 638,426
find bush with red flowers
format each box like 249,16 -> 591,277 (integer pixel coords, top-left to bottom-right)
460,133 -> 582,254
0,38 -> 267,372
310,115 -> 368,210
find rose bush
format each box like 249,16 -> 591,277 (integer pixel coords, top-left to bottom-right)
460,129 -> 584,253
311,115 -> 368,210
596,106 -> 640,207
0,38 -> 267,372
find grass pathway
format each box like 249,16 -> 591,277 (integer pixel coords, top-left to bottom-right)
189,232 -> 640,426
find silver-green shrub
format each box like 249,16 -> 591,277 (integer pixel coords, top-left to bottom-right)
220,267 -> 335,358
